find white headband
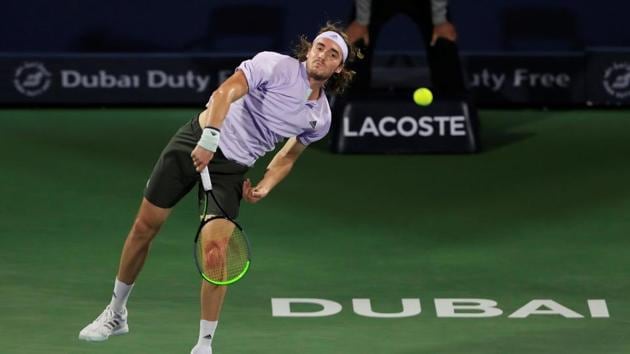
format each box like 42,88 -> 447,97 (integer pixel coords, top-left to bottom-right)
314,31 -> 348,63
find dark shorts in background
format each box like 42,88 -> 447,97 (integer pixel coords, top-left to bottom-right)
144,116 -> 249,219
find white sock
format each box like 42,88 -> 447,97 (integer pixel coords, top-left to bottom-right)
196,320 -> 218,348
110,278 -> 134,313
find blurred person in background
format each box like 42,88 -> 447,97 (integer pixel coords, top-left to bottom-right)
345,0 -> 467,99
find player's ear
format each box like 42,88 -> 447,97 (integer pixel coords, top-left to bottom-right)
335,64 -> 343,74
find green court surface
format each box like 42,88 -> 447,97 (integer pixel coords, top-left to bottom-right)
1,108 -> 629,354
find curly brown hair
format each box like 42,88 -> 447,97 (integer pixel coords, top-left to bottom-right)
292,22 -> 360,95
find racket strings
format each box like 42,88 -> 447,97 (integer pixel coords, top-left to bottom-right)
198,226 -> 249,282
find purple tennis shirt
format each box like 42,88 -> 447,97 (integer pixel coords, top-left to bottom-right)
215,51 -> 332,167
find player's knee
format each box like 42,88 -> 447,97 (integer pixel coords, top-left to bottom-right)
130,216 -> 162,243
204,242 -> 226,268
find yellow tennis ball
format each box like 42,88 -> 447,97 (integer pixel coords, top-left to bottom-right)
413,87 -> 433,106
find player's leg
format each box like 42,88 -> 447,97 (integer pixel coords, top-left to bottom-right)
191,220 -> 232,354
78,198 -> 171,342
191,154 -> 248,354
117,198 -> 172,284
190,282 -> 227,354
79,117 -> 201,342
198,216 -> 235,316
201,281 -> 228,320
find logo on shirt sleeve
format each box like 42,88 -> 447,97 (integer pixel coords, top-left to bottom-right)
309,120 -> 317,129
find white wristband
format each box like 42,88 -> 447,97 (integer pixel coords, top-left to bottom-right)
198,127 -> 220,152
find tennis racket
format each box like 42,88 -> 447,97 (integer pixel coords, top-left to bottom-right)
194,167 -> 251,286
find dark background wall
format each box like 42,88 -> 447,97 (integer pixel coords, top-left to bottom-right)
2,0 -> 628,54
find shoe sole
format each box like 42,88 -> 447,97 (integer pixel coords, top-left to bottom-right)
78,325 -> 129,342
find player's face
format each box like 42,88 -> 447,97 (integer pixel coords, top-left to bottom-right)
306,38 -> 344,81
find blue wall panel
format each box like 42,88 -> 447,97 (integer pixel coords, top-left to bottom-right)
1,0 -> 627,53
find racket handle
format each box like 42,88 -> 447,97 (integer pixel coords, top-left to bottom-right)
201,167 -> 213,191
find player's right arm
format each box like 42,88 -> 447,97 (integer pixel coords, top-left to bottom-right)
192,70 -> 249,172
200,70 -> 249,129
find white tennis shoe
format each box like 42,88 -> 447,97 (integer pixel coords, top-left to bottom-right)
78,305 -> 129,341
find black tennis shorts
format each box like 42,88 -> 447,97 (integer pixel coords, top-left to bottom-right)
144,116 -> 249,219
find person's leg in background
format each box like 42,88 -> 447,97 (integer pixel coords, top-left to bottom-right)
409,0 -> 468,100
346,0 -> 404,97
330,0 -> 400,152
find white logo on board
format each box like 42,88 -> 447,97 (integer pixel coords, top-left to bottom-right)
14,62 -> 52,97
603,62 -> 630,99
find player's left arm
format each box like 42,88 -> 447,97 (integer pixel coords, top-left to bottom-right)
242,137 -> 306,204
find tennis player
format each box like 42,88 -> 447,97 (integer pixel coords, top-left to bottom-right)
78,23 -> 357,354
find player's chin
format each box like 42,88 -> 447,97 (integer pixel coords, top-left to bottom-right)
308,68 -> 331,81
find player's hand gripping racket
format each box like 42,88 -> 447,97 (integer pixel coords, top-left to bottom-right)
194,167 -> 251,285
